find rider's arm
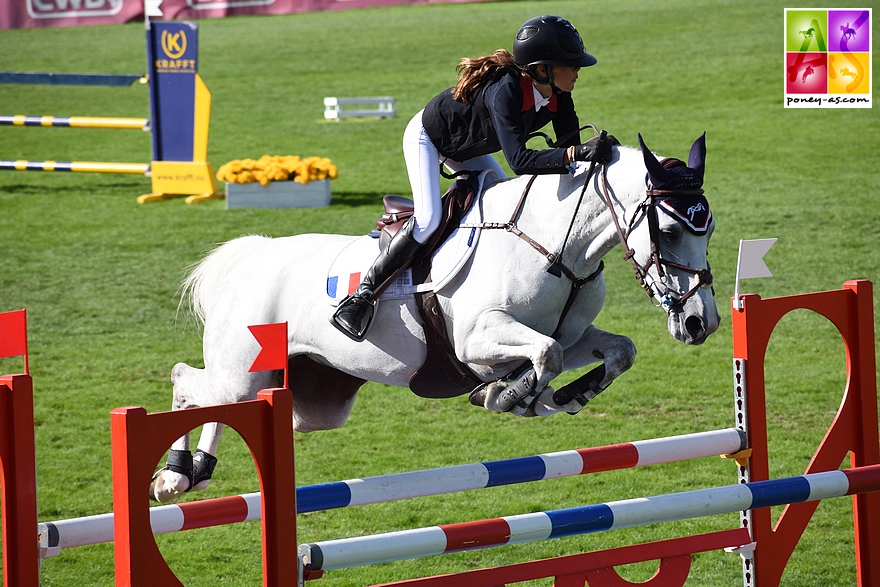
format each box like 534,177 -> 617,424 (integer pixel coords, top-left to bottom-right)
484,75 -> 570,176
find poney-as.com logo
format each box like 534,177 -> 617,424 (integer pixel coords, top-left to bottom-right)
784,8 -> 872,108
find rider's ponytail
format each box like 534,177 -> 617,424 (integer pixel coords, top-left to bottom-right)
451,49 -> 520,103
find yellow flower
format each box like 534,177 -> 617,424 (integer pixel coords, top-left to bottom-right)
217,155 -> 338,184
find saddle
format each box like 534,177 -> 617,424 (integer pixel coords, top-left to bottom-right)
374,175 -> 484,399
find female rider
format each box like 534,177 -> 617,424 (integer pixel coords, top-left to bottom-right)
333,14 -> 617,341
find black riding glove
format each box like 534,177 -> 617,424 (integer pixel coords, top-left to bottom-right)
571,132 -> 620,164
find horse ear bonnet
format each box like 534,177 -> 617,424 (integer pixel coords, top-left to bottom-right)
638,133 -> 705,190
638,133 -> 712,235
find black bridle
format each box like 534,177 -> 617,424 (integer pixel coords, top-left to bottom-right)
487,153 -> 713,318
596,160 -> 714,312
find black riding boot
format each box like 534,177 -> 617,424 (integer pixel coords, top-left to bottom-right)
332,219 -> 425,341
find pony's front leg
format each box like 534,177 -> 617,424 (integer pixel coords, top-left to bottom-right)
529,325 -> 636,417
456,310 -> 563,414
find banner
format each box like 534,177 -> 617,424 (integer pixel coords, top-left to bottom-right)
1,0 -> 489,30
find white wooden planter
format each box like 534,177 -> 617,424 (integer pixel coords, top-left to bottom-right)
225,180 -> 331,209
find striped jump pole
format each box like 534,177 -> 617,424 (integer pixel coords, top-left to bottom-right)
299,464 -> 880,572
38,427 -> 747,557
0,72 -> 143,86
0,160 -> 149,174
0,115 -> 148,130
0,115 -> 150,178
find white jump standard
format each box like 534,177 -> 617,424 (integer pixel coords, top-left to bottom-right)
323,97 -> 396,121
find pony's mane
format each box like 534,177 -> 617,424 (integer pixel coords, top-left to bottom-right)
555,145 -> 647,196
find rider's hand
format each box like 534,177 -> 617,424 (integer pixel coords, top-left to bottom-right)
571,132 -> 620,164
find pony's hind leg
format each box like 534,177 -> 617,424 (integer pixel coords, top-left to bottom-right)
191,421 -> 223,491
151,359 -> 274,501
150,362 -> 220,502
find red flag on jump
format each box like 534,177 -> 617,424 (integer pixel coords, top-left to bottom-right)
0,309 -> 28,359
248,322 -> 288,384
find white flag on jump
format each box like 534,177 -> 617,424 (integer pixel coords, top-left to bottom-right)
734,238 -> 777,310
737,238 -> 776,279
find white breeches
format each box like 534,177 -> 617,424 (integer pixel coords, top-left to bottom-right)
403,110 -> 507,244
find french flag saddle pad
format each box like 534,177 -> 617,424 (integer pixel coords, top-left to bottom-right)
325,170 -> 500,305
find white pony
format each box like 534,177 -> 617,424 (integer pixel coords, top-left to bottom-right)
151,134 -> 718,502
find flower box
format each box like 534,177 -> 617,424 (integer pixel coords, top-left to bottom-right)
225,179 -> 331,209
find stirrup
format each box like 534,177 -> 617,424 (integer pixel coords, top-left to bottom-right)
331,293 -> 377,341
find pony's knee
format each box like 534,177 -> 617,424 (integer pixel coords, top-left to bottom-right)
171,361 -> 195,384
604,336 -> 636,380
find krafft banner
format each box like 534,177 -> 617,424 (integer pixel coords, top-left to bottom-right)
1,0 -> 486,29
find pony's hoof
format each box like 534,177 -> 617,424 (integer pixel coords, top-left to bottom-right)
150,468 -> 190,503
469,381 -> 507,411
469,384 -> 490,408
469,367 -> 540,414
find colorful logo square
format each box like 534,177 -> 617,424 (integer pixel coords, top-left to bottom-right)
786,52 -> 827,93
786,10 -> 828,52
828,52 -> 870,94
828,10 -> 870,52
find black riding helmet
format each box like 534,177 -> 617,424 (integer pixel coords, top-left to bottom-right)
513,15 -> 596,90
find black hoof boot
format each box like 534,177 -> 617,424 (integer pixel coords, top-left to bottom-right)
553,363 -> 606,414
191,449 -> 218,491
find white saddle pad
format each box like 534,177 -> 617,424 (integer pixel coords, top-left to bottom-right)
325,170 -> 499,306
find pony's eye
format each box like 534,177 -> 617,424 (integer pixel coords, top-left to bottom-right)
660,229 -> 677,242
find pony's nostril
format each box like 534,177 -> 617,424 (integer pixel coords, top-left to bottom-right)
685,315 -> 704,338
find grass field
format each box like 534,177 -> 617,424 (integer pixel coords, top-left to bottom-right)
0,0 -> 878,585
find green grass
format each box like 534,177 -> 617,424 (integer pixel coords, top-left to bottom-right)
0,0 -> 878,585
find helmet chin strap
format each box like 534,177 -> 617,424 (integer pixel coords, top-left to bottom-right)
545,66 -> 563,94
527,64 -> 562,95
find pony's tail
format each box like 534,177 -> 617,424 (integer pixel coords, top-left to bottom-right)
178,235 -> 271,326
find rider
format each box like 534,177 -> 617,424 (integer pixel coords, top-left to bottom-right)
332,14 -> 618,341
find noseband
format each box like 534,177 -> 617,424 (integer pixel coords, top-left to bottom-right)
596,160 -> 714,312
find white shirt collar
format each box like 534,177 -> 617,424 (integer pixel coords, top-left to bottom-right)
532,85 -> 551,111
